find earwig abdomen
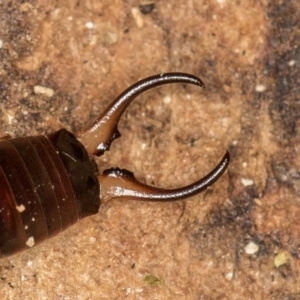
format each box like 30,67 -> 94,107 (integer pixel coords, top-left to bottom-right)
0,129 -> 99,258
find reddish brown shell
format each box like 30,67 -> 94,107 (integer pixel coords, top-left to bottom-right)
0,129 -> 99,258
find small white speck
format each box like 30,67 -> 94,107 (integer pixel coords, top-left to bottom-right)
16,204 -> 26,212
244,241 -> 259,254
85,21 -> 94,29
26,237 -> 35,247
242,162 -> 247,168
27,260 -> 33,267
288,60 -> 295,67
222,117 -> 229,126
241,178 -> 254,186
0,39 -> 3,48
255,84 -> 266,93
7,113 -> 14,124
131,7 -> 144,28
31,217 -> 35,221
225,272 -> 233,280
163,96 -> 171,104
89,237 -> 96,243
24,225 -> 28,230
34,85 -> 54,97
141,143 -> 147,150
254,198 -> 262,206
68,16 -> 73,21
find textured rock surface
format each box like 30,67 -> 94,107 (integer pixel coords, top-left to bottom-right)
0,0 -> 300,299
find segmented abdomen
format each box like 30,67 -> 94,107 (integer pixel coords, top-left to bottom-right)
0,129 -> 100,258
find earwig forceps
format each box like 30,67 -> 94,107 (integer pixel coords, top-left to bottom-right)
76,73 -> 230,203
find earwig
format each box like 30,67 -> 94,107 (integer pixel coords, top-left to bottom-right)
0,73 -> 230,258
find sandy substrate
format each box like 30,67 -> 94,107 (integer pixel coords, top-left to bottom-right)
1,0 -> 300,299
